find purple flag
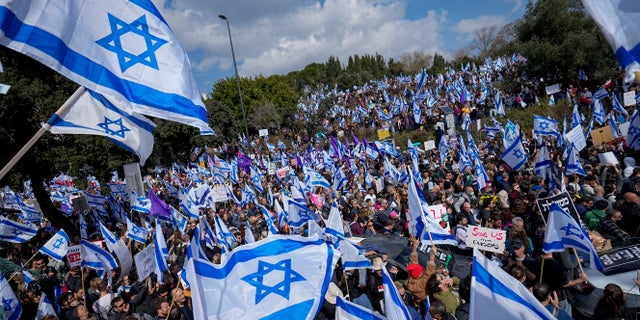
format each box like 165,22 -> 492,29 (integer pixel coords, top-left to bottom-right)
237,152 -> 252,174
148,190 -> 171,218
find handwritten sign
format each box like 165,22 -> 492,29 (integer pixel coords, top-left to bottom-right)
277,166 -> 290,179
624,91 -> 636,107
211,185 -> 228,203
134,244 -> 157,281
259,129 -> 269,137
67,245 -> 82,268
424,140 -> 436,151
545,84 -> 561,95
465,226 -> 506,254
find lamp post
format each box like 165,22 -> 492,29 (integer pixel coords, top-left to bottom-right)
218,14 -> 249,139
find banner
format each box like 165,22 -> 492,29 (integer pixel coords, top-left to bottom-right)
536,191 -> 579,223
67,245 -> 82,268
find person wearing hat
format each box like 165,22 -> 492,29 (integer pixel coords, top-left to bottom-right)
584,199 -> 609,230
318,282 -> 344,319
365,256 -> 386,314
406,236 -> 438,308
502,239 -> 537,283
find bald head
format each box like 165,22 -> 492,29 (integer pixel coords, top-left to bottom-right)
624,192 -> 640,205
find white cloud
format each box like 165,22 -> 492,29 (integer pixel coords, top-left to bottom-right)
153,0 -> 448,88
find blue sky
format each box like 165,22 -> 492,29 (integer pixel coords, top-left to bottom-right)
153,0 -> 528,95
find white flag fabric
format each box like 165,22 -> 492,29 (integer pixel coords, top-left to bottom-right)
542,203 -> 605,271
154,220 -> 169,283
126,216 -> 147,244
35,294 -> 57,320
407,168 -> 456,245
0,1 -> 212,133
0,216 -> 38,243
534,144 -> 551,181
0,274 -> 21,320
80,239 -> 119,276
186,235 -> 339,320
500,135 -> 527,171
48,87 -> 156,165
335,296 -> 385,320
470,248 -> 554,320
381,266 -> 411,320
38,229 -> 69,261
99,221 -> 119,253
581,0 -> 640,87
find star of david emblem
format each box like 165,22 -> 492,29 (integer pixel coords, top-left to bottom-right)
629,126 -> 640,136
2,297 -> 12,311
539,121 -> 549,130
560,223 -> 584,240
11,228 -> 21,236
131,225 -> 141,234
97,117 -> 130,139
513,149 -> 524,159
241,258 -> 306,304
96,14 -> 168,73
53,238 -> 65,249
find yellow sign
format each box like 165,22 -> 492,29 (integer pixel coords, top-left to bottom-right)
377,128 -> 390,140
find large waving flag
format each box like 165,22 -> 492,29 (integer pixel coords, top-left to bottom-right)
47,87 -> 156,165
35,294 -> 57,320
495,91 -> 505,116
534,144 -> 551,181
0,1 -> 212,132
0,274 -> 21,320
627,109 -> 640,150
186,235 -> 339,319
0,217 -> 38,243
542,203 -> 605,271
533,115 -> 559,136
148,190 -> 172,218
126,216 -> 148,244
612,93 -> 629,117
500,135 -> 527,171
592,99 -> 606,125
382,266 -> 411,319
407,168 -> 456,245
471,248 -> 554,319
39,229 -> 69,261
332,165 -> 348,191
154,220 -> 169,282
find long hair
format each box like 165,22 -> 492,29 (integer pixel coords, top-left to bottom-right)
595,283 -> 625,316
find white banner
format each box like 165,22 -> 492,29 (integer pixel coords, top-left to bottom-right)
211,185 -> 229,203
426,204 -> 450,232
565,125 -> 587,151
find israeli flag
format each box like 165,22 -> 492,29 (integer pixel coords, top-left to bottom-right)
48,87 -> 156,165
0,1 -> 212,132
500,135 -> 527,171
38,229 -> 69,261
628,109 -> 640,150
548,94 -> 555,106
154,220 -> 169,282
542,203 -> 605,271
473,155 -> 489,191
382,266 -> 411,320
336,296 -> 385,320
438,136 -> 449,164
609,113 -> 620,138
495,91 -> 505,116
303,166 -> 331,190
287,198 -> 322,229
612,93 -> 629,117
80,239 -> 119,275
412,100 -> 422,125
592,99 -> 606,125
126,216 -> 148,244
471,248 -> 555,320
99,222 -> 119,253
0,274 -> 21,320
0,217 -> 38,243
534,144 -> 551,181
35,294 -> 57,320
533,115 -> 559,136
171,207 -> 188,233
260,206 -> 279,237
186,235 -> 339,319
565,144 -> 586,176
383,156 -> 400,184
407,168 -> 456,245
332,166 -> 348,192
131,190 -> 151,213
461,113 -> 472,131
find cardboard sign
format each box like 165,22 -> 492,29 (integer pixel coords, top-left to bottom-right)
259,129 -> 269,137
598,152 -> 619,166
134,244 -> 157,281
599,244 -> 640,275
590,126 -> 614,146
377,128 -> 390,140
112,240 -> 133,281
545,84 -> 561,95
565,125 -> 587,151
465,226 -> 507,254
427,204 -> 450,231
424,140 -> 436,151
536,191 -> 580,223
211,185 -> 228,203
624,91 -> 636,107
67,245 -> 82,268
277,166 -> 290,179
619,122 -> 630,137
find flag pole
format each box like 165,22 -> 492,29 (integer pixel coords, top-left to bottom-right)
0,86 -> 85,180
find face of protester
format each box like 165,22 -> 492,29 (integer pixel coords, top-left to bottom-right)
611,211 -> 623,222
75,305 -> 90,320
173,288 -> 186,304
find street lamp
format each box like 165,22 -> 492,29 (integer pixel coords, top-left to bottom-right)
218,14 -> 249,139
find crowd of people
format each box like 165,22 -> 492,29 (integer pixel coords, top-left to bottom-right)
2,54 -> 640,320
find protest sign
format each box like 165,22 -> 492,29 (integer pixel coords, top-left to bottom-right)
427,204 -> 450,232
545,84 -> 561,95
277,166 -> 290,179
466,226 -> 506,254
536,191 -> 580,223
590,126 -> 614,146
424,140 -> 436,151
624,91 -> 636,107
377,128 -> 390,140
211,185 -> 228,203
112,240 -> 132,281
259,129 -> 269,137
67,245 -> 82,268
565,125 -> 587,151
598,152 -> 619,166
134,244 -> 157,282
